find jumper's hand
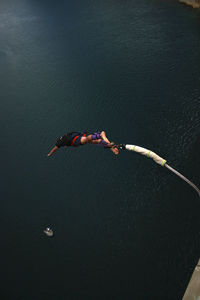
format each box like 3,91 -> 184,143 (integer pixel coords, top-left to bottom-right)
47,146 -> 58,157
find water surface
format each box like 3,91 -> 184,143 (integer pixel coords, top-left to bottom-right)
1,0 -> 200,299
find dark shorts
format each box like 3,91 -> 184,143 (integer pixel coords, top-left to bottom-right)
71,132 -> 87,147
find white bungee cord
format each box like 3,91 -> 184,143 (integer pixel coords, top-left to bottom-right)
117,144 -> 200,197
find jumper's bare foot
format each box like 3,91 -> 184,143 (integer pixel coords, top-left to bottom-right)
110,145 -> 119,155
105,142 -> 119,155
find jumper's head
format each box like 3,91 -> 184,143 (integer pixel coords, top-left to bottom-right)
55,136 -> 64,148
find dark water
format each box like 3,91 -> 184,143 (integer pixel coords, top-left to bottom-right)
1,0 -> 200,299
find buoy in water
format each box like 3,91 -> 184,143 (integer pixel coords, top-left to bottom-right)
44,227 -> 54,237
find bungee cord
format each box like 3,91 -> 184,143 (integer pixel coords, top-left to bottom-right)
116,144 -> 200,197
164,164 -> 200,197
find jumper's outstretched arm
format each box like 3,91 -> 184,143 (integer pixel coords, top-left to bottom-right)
47,146 -> 58,157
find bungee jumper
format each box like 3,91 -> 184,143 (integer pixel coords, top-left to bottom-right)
47,132 -> 199,197
47,131 -> 119,156
116,144 -> 200,197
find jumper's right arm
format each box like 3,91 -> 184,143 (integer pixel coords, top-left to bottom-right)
47,146 -> 59,157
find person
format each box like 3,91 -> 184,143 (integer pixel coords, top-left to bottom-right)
47,131 -> 119,156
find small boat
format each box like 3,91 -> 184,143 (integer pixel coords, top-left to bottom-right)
44,227 -> 54,237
